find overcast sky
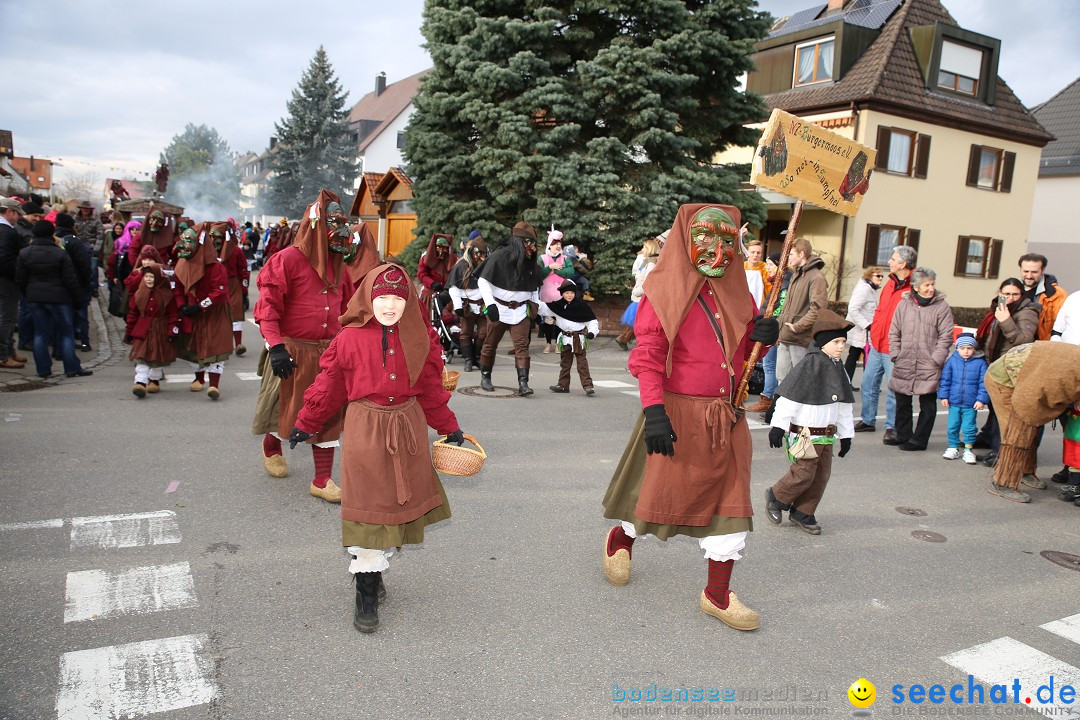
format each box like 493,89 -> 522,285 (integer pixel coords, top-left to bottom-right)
3,0 -> 1077,187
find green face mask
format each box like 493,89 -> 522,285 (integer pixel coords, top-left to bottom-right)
175,230 -> 198,259
689,207 -> 739,278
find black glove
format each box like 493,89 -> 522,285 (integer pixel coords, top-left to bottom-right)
586,332 -> 595,339
643,404 -> 677,456
431,282 -> 444,292
484,304 -> 500,323
242,293 -> 250,312
268,343 -> 297,379
454,307 -> 464,318
123,334 -> 133,344
768,427 -> 785,448
445,429 -> 465,446
838,437 -> 851,458
749,315 -> 780,345
288,426 -> 314,449
179,304 -> 202,317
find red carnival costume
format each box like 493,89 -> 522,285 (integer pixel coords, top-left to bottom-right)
173,224 -> 233,399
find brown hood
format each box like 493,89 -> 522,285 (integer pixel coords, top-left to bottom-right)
346,223 -> 381,283
293,189 -> 345,289
133,262 -> 173,315
174,221 -> 223,291
339,263 -> 429,386
422,233 -> 457,274
641,203 -> 754,376
217,222 -> 241,262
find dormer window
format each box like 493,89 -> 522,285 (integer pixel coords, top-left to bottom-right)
937,40 -> 982,96
793,37 -> 834,87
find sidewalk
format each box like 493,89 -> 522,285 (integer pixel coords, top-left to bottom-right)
0,293 -> 119,391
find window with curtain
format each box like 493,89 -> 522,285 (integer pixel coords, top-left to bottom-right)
793,37 -> 834,87
977,148 -> 1001,189
877,227 -> 901,265
938,40 -> 982,96
886,131 -> 914,174
965,237 -> 987,275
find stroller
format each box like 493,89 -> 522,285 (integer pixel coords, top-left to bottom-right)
429,290 -> 461,364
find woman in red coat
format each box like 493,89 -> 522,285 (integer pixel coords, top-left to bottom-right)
290,264 -> 466,633
416,233 -> 455,312
173,225 -> 232,399
124,262 -> 179,397
213,224 -> 251,355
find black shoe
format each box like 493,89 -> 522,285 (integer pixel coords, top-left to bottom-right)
1051,465 -> 1070,484
65,369 -> 93,378
882,429 -> 901,445
764,487 -> 786,525
517,368 -> 534,396
79,343 -> 92,352
549,385 -> 569,393
585,387 -> 595,396
853,420 -> 876,433
17,343 -> 31,351
972,437 -> 993,450
1060,485 -> 1080,502
979,452 -> 998,468
788,509 -> 821,535
479,365 -> 494,392
616,340 -> 629,351
353,572 -> 381,633
898,442 -> 926,451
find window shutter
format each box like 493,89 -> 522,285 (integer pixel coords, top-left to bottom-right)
875,127 -> 891,171
954,236 -> 970,276
905,228 -> 920,252
864,224 -> 880,266
914,135 -> 931,179
966,145 -> 981,187
1000,152 -> 1015,192
987,239 -> 1004,278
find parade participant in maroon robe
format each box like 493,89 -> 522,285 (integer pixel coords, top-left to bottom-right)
124,262 -> 179,398
252,190 -> 378,502
173,224 -> 232,400
143,206 -> 178,263
123,245 -> 164,294
417,233 -> 456,311
213,224 -> 251,356
601,204 -> 779,631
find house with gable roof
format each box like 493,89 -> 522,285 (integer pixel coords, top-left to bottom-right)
347,70 -> 428,257
1028,76 -> 1080,293
722,0 -> 1052,307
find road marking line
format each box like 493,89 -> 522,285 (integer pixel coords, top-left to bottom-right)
1041,613 -> 1080,646
247,318 -> 260,327
619,390 -> 640,397
234,372 -> 261,381
0,518 -> 64,531
593,380 -> 634,388
64,562 -> 197,623
165,375 -> 194,383
56,634 -> 217,717
70,511 -> 180,550
940,636 -> 1080,719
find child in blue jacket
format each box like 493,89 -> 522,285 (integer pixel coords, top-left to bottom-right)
937,332 -> 989,464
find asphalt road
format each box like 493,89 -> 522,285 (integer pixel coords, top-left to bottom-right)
1,281 -> 1078,720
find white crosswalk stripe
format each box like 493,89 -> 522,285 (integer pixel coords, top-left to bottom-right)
593,380 -> 634,388
56,634 -> 218,718
940,634 -> 1080,719
235,371 -> 261,381
69,511 -> 181,551
64,562 -> 197,623
1041,613 -> 1080,645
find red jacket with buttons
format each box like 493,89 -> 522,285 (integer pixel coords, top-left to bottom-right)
254,246 -> 355,346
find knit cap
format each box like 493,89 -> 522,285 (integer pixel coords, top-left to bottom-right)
955,332 -> 977,349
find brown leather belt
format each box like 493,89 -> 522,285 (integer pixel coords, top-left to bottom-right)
494,297 -> 527,309
790,423 -> 837,437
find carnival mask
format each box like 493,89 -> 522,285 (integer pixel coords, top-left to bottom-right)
209,228 -> 226,252
325,201 -> 352,255
175,229 -> 197,259
521,238 -> 537,259
689,207 -> 739,278
148,210 -> 166,232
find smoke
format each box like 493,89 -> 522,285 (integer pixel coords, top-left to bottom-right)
166,152 -> 241,223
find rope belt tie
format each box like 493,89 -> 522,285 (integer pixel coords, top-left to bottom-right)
706,397 -> 735,451
383,411 -> 418,505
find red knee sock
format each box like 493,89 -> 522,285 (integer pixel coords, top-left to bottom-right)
194,371 -> 205,384
208,372 -> 221,388
263,433 -> 282,457
234,330 -> 243,346
705,559 -> 734,609
312,445 -> 334,488
607,525 -> 635,558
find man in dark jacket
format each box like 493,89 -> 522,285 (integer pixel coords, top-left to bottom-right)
14,200 -> 43,351
14,220 -> 92,379
0,198 -> 28,368
74,201 -> 103,297
56,213 -> 94,351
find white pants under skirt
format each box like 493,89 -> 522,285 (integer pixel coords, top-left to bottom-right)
347,547 -> 395,573
133,364 -> 164,384
190,361 -> 225,374
621,521 -> 747,562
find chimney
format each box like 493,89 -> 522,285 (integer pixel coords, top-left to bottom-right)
269,137 -> 277,150
375,72 -> 387,97
29,155 -> 35,171
827,0 -> 844,11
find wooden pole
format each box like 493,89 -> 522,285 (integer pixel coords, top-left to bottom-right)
734,200 -> 805,413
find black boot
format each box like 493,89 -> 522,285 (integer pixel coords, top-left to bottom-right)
517,367 -> 534,396
354,571 -> 381,633
462,345 -> 476,372
479,364 -> 494,392
1051,465 -> 1070,484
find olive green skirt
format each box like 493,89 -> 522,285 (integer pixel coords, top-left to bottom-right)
602,412 -> 753,539
251,347 -> 281,436
342,479 -> 452,549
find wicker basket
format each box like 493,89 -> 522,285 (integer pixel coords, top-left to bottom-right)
442,368 -> 460,392
432,433 -> 486,476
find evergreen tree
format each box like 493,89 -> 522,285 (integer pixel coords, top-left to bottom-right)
405,1 -> 771,295
159,123 -> 239,218
266,47 -> 356,216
